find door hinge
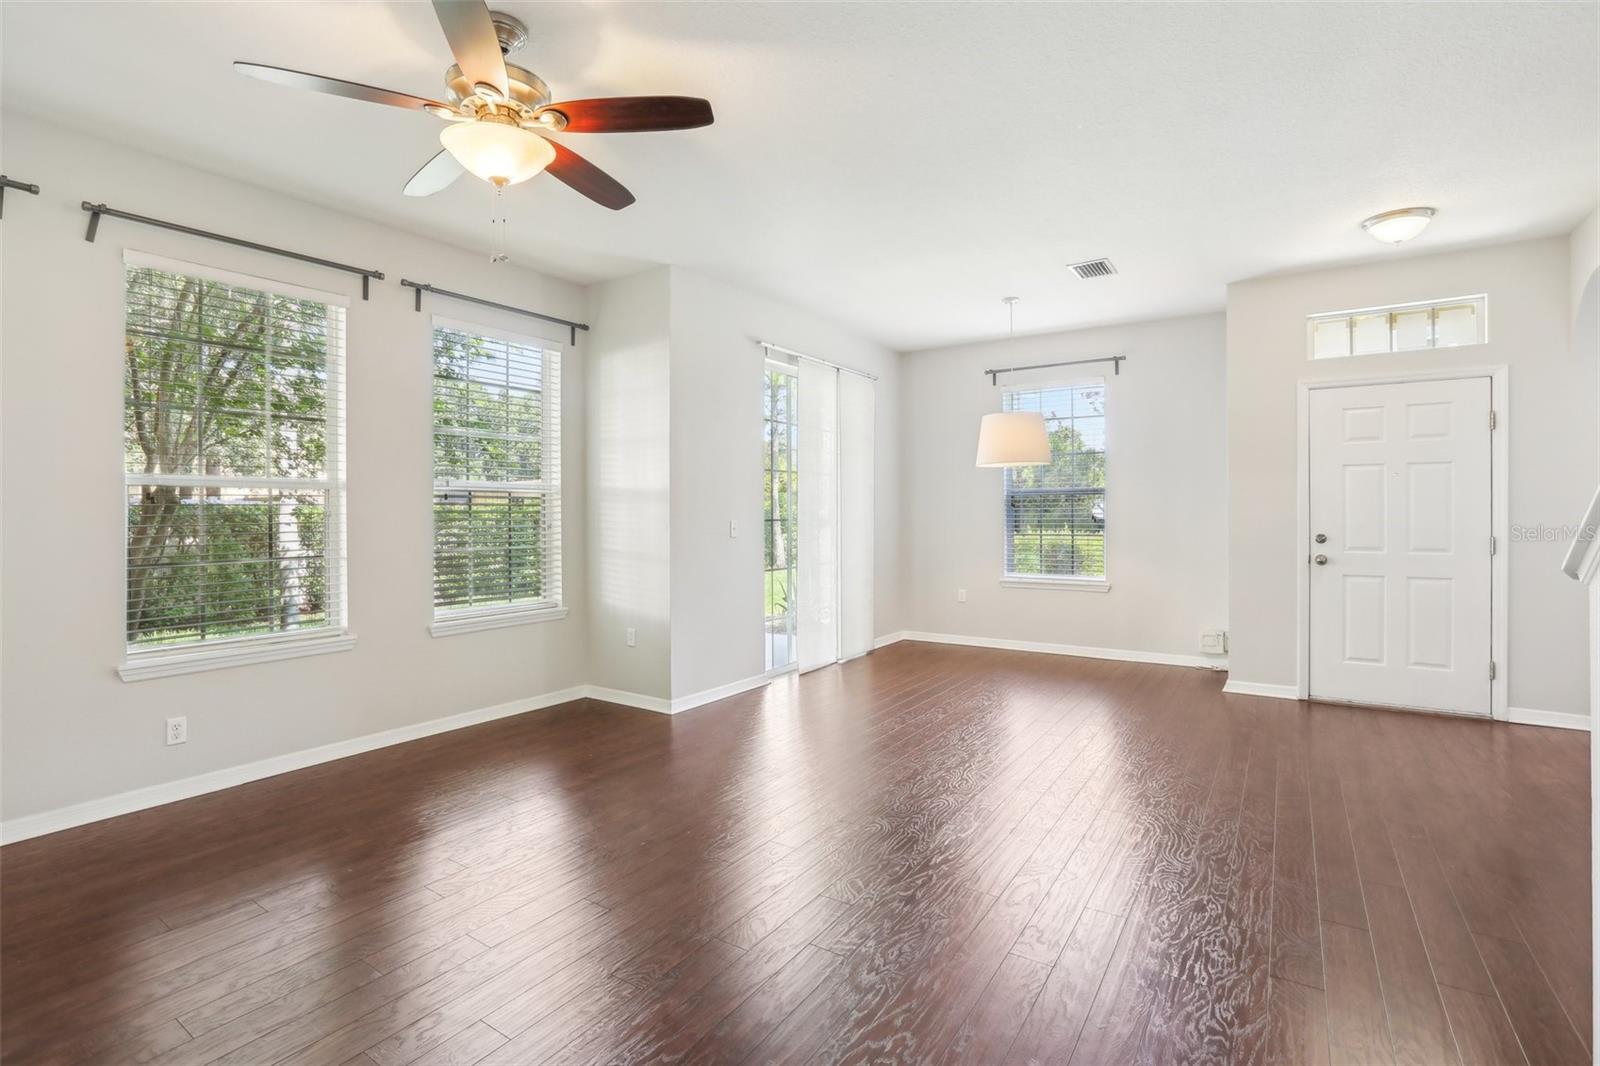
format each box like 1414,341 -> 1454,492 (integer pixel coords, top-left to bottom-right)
1488,410 -> 1496,431
1489,660 -> 1497,680
1489,535 -> 1496,556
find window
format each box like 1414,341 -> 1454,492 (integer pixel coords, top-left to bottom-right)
431,319 -> 563,633
1309,295 -> 1487,359
122,255 -> 348,673
1003,381 -> 1106,583
764,364 -> 798,671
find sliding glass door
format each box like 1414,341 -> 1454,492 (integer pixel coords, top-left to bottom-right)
764,365 -> 798,671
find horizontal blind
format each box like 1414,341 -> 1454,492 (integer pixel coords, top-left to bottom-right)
432,321 -> 562,616
124,264 -> 347,649
1003,381 -> 1106,578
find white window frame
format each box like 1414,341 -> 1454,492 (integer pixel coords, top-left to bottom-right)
119,252 -> 353,682
999,376 -> 1111,592
1307,294 -> 1488,360
428,315 -> 566,637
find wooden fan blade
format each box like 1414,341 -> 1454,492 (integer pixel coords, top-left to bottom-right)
234,62 -> 451,112
431,0 -> 509,99
537,96 -> 714,134
546,141 -> 636,210
404,150 -> 465,197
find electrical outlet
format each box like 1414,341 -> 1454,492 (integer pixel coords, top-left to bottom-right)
166,716 -> 188,746
729,519 -> 739,538
957,588 -> 967,603
626,626 -> 637,648
1199,630 -> 1228,655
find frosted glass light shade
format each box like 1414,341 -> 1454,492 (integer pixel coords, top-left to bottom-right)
1361,207 -> 1435,244
440,120 -> 555,186
975,412 -> 1049,467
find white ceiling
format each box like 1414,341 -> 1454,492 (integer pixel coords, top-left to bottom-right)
4,2 -> 1596,350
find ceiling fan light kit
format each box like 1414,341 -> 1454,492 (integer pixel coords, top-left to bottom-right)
234,0 -> 714,210
439,114 -> 554,187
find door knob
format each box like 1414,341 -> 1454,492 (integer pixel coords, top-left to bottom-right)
1314,554 -> 1328,566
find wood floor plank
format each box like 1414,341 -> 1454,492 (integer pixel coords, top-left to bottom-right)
1322,920 -> 1397,1065
1474,932 -> 1590,1066
0,646 -> 1586,1066
1363,880 -> 1459,1066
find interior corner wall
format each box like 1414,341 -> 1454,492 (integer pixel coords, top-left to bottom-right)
1226,235 -> 1597,718
584,268 -> 672,700
899,313 -> 1229,662
665,267 -> 902,701
0,114 -> 591,823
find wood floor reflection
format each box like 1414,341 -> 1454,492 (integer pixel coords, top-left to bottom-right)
1,641 -> 1590,1064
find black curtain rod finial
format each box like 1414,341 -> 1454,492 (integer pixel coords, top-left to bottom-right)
0,175 -> 41,220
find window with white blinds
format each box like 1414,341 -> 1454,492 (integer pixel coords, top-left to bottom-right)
123,256 -> 348,656
431,319 -> 563,630
1003,381 -> 1107,581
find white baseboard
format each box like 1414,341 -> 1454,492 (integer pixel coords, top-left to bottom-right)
1221,679 -> 1303,700
900,631 -> 1226,671
873,631 -> 907,650
581,685 -> 672,715
1507,706 -> 1592,731
0,686 -> 590,846
670,672 -> 771,714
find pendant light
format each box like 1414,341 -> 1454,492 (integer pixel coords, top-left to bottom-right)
975,296 -> 1050,467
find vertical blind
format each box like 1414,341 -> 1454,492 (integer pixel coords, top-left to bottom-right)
123,255 -> 348,649
431,319 -> 562,617
1003,381 -> 1106,579
838,371 -> 875,660
796,359 -> 840,672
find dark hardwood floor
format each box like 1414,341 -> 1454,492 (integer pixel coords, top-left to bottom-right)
1,642 -> 1590,1064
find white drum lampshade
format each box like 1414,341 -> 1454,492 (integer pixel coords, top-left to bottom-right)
975,411 -> 1049,467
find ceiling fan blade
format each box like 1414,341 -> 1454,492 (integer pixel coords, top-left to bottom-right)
235,62 -> 451,112
404,150 -> 466,197
546,142 -> 636,211
431,0 -> 509,99
537,96 -> 714,134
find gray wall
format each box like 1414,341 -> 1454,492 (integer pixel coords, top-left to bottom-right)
667,267 -> 902,699
899,313 -> 1229,662
1226,236 -> 1597,717
1,115 -> 591,821
584,269 -> 673,699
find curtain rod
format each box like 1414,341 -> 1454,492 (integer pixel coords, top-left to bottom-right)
0,175 -> 40,219
759,341 -> 879,381
983,354 -> 1124,385
402,279 -> 589,346
81,202 -> 385,299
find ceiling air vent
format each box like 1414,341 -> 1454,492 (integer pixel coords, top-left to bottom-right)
1068,258 -> 1117,279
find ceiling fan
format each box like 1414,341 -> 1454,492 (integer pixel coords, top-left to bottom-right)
235,0 -> 713,210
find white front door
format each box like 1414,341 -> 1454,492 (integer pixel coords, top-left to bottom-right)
1308,378 -> 1492,716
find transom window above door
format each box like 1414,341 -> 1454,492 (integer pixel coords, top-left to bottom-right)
1002,381 -> 1107,585
1308,295 -> 1487,359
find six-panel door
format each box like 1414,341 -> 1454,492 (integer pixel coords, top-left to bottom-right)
1308,378 -> 1492,716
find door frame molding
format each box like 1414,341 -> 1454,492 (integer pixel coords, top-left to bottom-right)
1294,365 -> 1509,719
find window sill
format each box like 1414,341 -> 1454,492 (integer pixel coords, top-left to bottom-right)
430,605 -> 568,637
1000,576 -> 1111,593
119,630 -> 356,682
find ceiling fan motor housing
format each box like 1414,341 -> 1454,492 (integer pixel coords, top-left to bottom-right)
445,62 -> 550,112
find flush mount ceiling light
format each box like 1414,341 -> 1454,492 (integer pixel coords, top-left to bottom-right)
1361,207 -> 1436,245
